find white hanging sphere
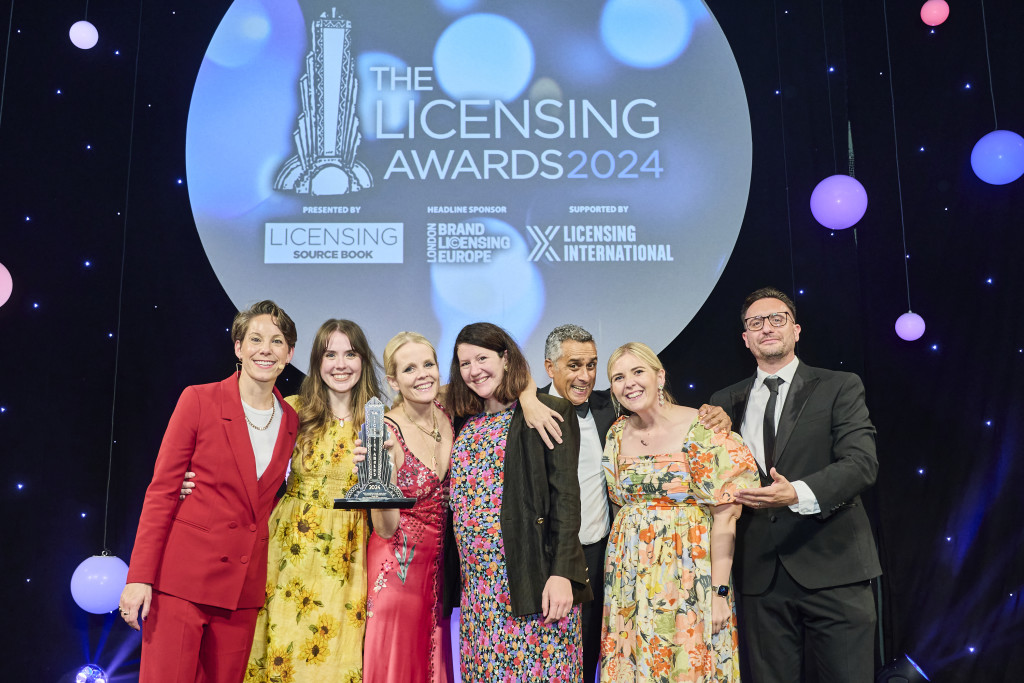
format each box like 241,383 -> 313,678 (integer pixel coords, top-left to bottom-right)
810,175 -> 868,230
0,262 -> 12,307
895,312 -> 926,341
70,555 -> 128,614
69,21 -> 99,50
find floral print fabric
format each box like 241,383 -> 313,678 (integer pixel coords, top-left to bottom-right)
600,416 -> 759,682
246,396 -> 367,683
451,405 -> 582,683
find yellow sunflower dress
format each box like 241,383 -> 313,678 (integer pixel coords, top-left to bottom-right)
600,416 -> 758,683
245,396 -> 368,683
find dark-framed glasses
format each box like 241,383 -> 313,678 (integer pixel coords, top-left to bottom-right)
744,311 -> 792,331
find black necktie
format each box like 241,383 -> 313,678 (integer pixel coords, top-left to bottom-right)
575,401 -> 590,418
762,376 -> 784,477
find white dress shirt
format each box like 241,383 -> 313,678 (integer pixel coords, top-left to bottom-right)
552,385 -> 611,544
740,357 -> 820,515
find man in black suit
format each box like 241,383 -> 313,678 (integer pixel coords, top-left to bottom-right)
710,287 -> 881,683
539,324 -> 615,683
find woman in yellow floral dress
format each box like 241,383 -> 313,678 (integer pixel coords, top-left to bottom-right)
244,319 -> 396,683
600,343 -> 759,683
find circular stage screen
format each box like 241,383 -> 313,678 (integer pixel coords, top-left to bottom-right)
186,0 -> 751,377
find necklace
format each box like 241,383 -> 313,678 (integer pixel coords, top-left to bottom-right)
403,401 -> 442,474
244,399 -> 276,431
631,415 -> 653,447
333,412 -> 352,425
402,402 -> 442,442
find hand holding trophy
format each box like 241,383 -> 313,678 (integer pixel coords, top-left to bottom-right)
334,397 -> 416,509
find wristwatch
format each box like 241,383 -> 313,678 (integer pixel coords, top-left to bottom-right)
712,584 -> 730,597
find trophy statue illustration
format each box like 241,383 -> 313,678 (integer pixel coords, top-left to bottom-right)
275,8 -> 373,196
335,397 -> 415,509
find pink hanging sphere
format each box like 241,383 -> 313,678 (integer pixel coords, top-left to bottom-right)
70,555 -> 128,614
69,20 -> 99,50
0,262 -> 11,307
895,312 -> 926,341
920,0 -> 950,27
810,175 -> 868,230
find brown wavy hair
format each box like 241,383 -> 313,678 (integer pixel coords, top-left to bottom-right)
445,322 -> 530,418
295,319 -> 384,456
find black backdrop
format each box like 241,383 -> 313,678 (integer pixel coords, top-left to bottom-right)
1,1 -> 1022,680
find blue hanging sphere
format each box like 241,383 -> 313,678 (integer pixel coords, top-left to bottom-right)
70,555 -> 129,614
971,130 -> 1024,185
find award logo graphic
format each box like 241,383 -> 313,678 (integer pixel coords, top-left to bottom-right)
275,8 -> 372,196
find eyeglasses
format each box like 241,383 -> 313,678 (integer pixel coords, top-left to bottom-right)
743,311 -> 792,331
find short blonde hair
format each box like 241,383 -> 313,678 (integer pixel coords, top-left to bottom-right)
382,331 -> 437,407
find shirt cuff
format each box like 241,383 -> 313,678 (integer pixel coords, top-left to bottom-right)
788,480 -> 820,515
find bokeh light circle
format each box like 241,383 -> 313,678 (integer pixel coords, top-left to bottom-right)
970,130 -> 1024,185
810,175 -> 868,230
434,14 -> 534,100
601,0 -> 693,68
69,21 -> 99,50
895,311 -> 926,341
0,262 -> 12,307
920,0 -> 950,27
70,555 -> 129,614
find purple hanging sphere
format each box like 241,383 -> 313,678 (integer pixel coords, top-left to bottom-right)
810,175 -> 868,230
895,312 -> 926,341
70,555 -> 128,614
69,21 -> 99,50
971,130 -> 1024,185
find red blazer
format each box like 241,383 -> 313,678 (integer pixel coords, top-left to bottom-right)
126,374 -> 298,610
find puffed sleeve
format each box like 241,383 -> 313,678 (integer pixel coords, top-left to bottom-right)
683,421 -> 760,505
602,416 -> 628,507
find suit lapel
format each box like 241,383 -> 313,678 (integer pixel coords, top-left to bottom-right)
774,365 -> 819,466
731,376 -> 755,433
258,389 -> 296,495
221,377 -> 260,516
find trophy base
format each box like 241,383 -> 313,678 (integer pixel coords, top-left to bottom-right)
333,497 -> 417,510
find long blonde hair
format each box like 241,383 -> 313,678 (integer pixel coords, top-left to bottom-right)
606,341 -> 675,415
382,331 -> 437,407
295,319 -> 384,455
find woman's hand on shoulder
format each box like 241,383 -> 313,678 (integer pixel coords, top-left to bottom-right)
179,471 -> 196,500
520,391 -> 563,449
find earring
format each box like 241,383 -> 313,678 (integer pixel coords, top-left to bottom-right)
503,362 -> 508,371
236,362 -> 243,374
658,384 -> 665,407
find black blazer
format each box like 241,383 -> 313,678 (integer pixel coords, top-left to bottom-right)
444,393 -> 593,616
710,361 -> 882,594
539,384 -> 616,447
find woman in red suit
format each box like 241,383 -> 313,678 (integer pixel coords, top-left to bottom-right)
118,300 -> 300,682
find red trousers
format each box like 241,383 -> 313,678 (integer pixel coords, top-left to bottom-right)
139,590 -> 259,682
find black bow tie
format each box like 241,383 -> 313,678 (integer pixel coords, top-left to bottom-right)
575,402 -> 590,418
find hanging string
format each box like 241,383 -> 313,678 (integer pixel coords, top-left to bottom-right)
882,0 -> 913,311
102,0 -> 146,553
0,0 -> 14,132
979,0 -> 998,130
773,0 -> 797,298
819,0 -> 838,173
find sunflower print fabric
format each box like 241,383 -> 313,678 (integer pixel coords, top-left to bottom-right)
246,396 -> 368,683
600,416 -> 758,682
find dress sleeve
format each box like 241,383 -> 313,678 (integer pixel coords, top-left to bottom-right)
602,417 -> 628,507
683,421 -> 760,505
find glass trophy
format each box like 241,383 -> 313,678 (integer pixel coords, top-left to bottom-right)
334,397 -> 416,509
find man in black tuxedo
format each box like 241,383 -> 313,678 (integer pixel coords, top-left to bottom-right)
539,324 -> 615,683
710,287 -> 881,683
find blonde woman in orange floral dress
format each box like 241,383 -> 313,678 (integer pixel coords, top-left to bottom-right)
243,319 -> 396,683
600,343 -> 759,683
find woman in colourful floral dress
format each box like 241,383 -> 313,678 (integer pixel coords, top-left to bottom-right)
600,342 -> 759,683
244,319 -> 393,683
445,322 -> 592,683
363,332 -> 456,683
